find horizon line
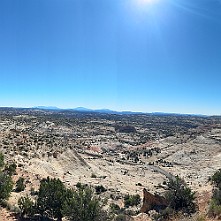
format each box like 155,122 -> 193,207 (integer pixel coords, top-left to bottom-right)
0,105 -> 217,117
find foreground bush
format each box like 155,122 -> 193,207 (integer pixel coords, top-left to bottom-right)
0,153 -> 14,204
209,169 -> 221,218
153,207 -> 174,221
165,176 -> 196,214
124,194 -> 141,208
0,152 -> 4,168
16,176 -> 110,221
4,162 -> 17,176
62,186 -> 110,221
211,169 -> 221,188
0,172 -> 13,203
115,214 -> 130,221
37,177 -> 67,221
18,196 -> 35,218
208,199 -> 221,218
15,177 -> 26,192
95,185 -> 107,194
153,176 -> 196,220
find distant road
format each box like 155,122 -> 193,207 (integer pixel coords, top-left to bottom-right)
145,164 -> 176,181
117,159 -> 176,181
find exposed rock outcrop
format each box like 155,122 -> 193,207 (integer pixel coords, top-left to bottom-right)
140,188 -> 168,213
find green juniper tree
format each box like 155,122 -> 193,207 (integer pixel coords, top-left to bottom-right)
0,152 -> 13,204
0,152 -> 4,168
166,176 -> 196,214
15,177 -> 26,192
18,195 -> 35,218
37,177 -> 67,221
0,172 -> 13,203
208,169 -> 221,217
62,186 -> 110,221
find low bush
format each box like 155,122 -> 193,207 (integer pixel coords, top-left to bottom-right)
0,172 -> 13,203
95,185 -> 107,194
209,169 -> 221,218
208,199 -> 221,218
124,194 -> 140,208
18,196 -> 35,218
91,173 -> 97,178
4,163 -> 17,176
0,152 -> 4,168
62,186 -> 110,221
211,169 -> 221,188
76,182 -> 88,189
15,177 -> 26,192
165,176 -> 196,214
115,214 -> 128,221
110,203 -> 121,214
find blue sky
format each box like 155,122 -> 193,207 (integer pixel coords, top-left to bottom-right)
0,0 -> 221,115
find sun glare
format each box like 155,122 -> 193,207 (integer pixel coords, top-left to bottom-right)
137,0 -> 158,5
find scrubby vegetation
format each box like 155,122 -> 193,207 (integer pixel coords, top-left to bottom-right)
18,196 -> 35,218
209,169 -> 221,218
63,186 -> 110,221
1,108 -> 221,220
0,152 -> 14,204
0,152 -> 4,168
166,176 -> 196,214
124,194 -> 141,208
0,172 -> 13,204
95,185 -> 107,194
4,162 -> 17,176
37,177 -> 67,220
15,177 -> 26,192
211,169 -> 221,188
17,176 -> 111,221
154,176 -> 196,220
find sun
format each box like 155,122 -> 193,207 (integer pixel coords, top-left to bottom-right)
137,0 -> 158,5
130,0 -> 160,18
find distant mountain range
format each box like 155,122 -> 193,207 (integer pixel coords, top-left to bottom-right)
33,106 -> 128,114
33,106 -> 144,114
33,106 -> 60,110
31,106 -> 208,117
73,107 -> 92,112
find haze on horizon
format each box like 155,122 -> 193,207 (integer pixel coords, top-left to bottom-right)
0,0 -> 221,116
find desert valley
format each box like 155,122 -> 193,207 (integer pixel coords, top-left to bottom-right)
0,107 -> 221,220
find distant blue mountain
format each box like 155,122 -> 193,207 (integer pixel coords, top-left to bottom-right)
121,111 -> 143,115
73,107 -> 118,114
95,109 -> 118,114
33,106 -> 60,110
30,106 -> 208,117
73,107 -> 93,112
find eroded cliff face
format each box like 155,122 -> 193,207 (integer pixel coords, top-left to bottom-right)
140,188 -> 168,213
